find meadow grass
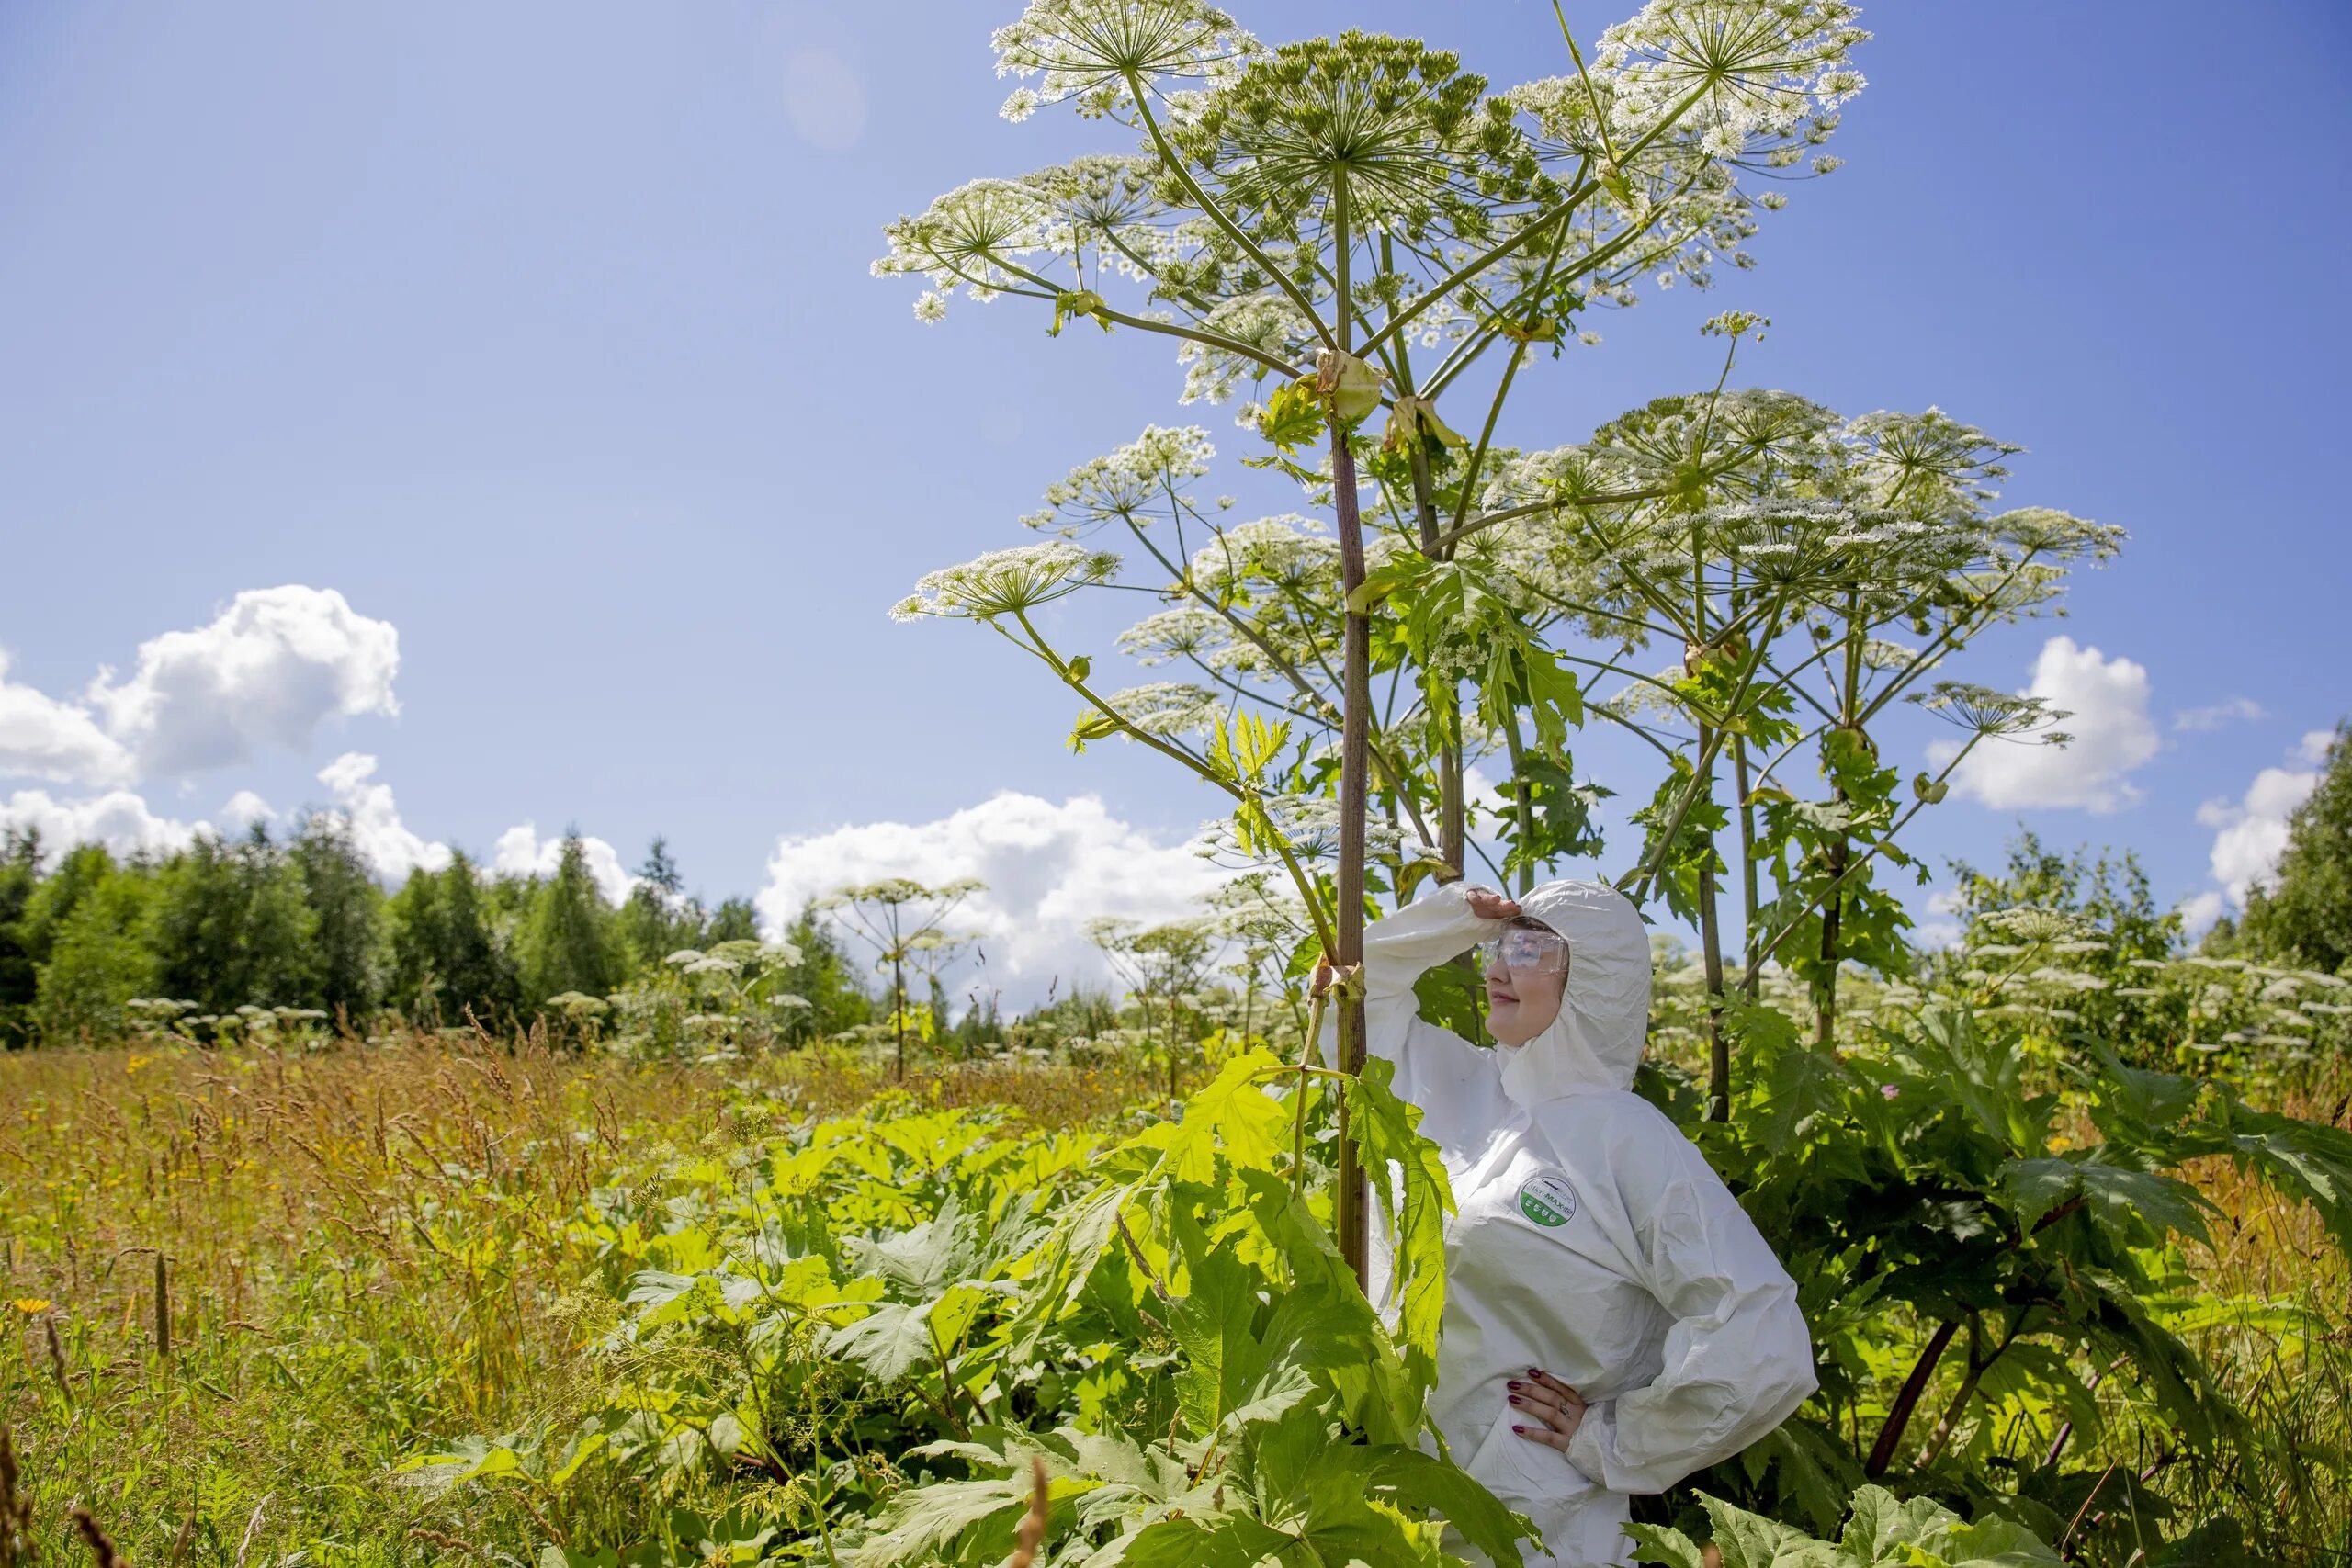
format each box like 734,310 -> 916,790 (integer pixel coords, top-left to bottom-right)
0,1039 -> 1155,1562
2158,1072 -> 2352,1563
0,1038 -> 2344,1563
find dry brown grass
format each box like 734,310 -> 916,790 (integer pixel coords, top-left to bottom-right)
2158,1067 -> 2352,1562
0,1037 -> 1156,1558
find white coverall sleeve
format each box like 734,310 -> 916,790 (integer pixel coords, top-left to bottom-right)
1563,1154 -> 1817,1495
1319,885 -> 1501,1150
1359,883 -> 1495,1053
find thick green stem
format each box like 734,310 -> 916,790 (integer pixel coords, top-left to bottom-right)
1816,601 -> 1867,1044
1814,829 -> 1847,1046
1386,258 -> 1466,883
891,951 -> 906,1081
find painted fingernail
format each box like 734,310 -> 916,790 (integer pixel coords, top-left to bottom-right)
1528,1367 -> 1544,1378
1512,1425 -> 1527,1435
1509,1394 -> 1523,1405
1507,1380 -> 1523,1390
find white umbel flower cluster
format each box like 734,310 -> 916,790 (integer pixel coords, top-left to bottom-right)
990,0 -> 1261,122
1915,682 -> 2064,740
891,542 -> 1121,622
1023,424 -> 1217,535
1595,0 -> 1869,159
1100,681 -> 1225,737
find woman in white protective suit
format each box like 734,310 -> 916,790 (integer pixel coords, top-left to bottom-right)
1346,878 -> 1815,1568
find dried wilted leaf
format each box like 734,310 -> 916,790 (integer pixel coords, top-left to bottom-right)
1010,1455 -> 1050,1568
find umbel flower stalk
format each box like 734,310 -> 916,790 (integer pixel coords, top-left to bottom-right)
884,0 -> 1871,1285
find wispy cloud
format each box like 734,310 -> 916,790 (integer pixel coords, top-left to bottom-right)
2172,695 -> 2265,732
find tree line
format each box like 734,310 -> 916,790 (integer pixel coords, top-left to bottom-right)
0,822 -> 873,1047
2,721 -> 2342,1052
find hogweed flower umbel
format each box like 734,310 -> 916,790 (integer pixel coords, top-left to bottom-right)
991,0 -> 1261,123
893,542 -> 1122,622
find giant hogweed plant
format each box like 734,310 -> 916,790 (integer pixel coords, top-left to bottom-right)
865,0 -> 2352,1559
900,333 -> 2111,1122
405,1062 -> 1538,1566
1465,360 -> 2120,1111
883,0 -> 1870,1280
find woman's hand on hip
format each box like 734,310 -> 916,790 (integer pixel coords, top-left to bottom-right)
1509,1367 -> 1587,1450
1464,886 -> 1521,922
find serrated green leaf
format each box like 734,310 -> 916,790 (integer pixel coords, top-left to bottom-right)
1699,1492 -> 1838,1568
1365,1447 -> 1527,1568
1168,1240 -> 1267,1434
1346,1056 -> 1454,1409
1626,1523 -> 1710,1568
1147,1050 -> 1289,1186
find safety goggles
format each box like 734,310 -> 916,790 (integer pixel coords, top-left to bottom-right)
1478,926 -> 1569,978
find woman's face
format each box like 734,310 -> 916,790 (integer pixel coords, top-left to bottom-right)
1483,921 -> 1568,1046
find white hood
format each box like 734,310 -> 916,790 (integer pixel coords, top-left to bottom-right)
1496,879 -> 1654,1108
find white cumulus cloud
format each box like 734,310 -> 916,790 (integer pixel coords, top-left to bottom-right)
86,586 -> 400,779
493,821 -> 638,906
756,792 -> 1227,1009
0,787 -> 205,862
2177,889 -> 2226,933
219,790 -> 277,830
2197,763 -> 2320,908
1937,636 -> 2158,813
317,752 -> 451,881
0,650 -> 135,786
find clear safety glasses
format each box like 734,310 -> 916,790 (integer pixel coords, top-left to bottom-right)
1478,926 -> 1569,978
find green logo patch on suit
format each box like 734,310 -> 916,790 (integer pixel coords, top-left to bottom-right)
1517,1172 -> 1579,1228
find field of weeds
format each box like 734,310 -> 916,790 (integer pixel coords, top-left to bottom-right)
1,1038 -> 2345,1565
0,1041 -> 1157,1562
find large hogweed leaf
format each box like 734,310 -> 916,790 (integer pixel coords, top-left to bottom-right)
1346,1055 -> 1455,1412
1629,1486 -> 2061,1568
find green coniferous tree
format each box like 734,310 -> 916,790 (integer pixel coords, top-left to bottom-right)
389,852 -> 521,1029
290,813 -> 386,1027
519,832 -> 624,1010
0,829 -> 41,1047
439,852 -> 521,1025
386,862 -> 448,1021
2242,722 -> 2352,975
639,837 -> 683,898
150,827 -> 319,1013
620,837 -> 703,967
705,897 -> 760,945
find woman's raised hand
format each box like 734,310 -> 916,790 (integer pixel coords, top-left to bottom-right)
1464,886 -> 1521,921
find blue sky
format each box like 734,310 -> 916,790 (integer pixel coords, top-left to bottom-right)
4,0 -> 2347,996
